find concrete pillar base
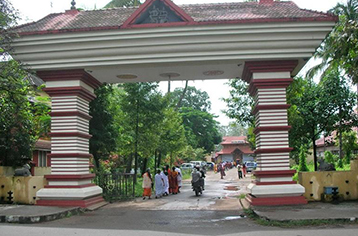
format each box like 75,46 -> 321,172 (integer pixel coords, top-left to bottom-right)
36,185 -> 104,208
246,194 -> 307,206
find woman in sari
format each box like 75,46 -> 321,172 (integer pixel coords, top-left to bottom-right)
142,169 -> 152,200
169,166 -> 179,194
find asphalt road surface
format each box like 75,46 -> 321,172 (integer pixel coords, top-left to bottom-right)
1,169 -> 357,236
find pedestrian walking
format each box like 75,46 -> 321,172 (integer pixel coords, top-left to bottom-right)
161,167 -> 169,196
218,162 -> 226,179
142,169 -> 152,200
242,163 -> 247,177
175,166 -> 182,193
237,164 -> 243,179
169,167 -> 179,194
154,169 -> 164,198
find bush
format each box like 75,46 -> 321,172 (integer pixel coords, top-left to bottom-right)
298,146 -> 308,172
324,151 -> 337,165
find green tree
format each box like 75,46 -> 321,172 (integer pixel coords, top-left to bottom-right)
218,122 -> 247,137
307,0 -> 358,86
1,0 -> 49,166
338,131 -> 358,164
287,77 -> 311,163
119,82 -> 166,180
180,107 -> 221,153
298,146 -> 309,172
171,86 -> 212,112
0,61 -> 37,166
157,107 -> 187,167
104,0 -> 141,8
89,84 -> 119,169
222,79 -> 254,127
319,68 -> 357,160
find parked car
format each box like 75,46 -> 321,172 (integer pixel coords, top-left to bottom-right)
190,161 -> 207,168
206,162 -> 214,170
181,163 -> 195,171
245,162 -> 257,172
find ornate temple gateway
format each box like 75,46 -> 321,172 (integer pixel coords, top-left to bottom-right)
12,0 -> 337,207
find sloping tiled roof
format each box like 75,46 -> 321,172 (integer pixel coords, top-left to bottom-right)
221,136 -> 247,145
34,139 -> 51,150
217,144 -> 254,155
14,1 -> 336,35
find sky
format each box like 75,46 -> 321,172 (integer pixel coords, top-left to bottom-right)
9,0 -> 344,126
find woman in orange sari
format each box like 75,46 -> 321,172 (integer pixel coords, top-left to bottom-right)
169,166 -> 179,194
142,169 -> 152,200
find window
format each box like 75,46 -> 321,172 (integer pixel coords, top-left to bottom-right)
38,151 -> 47,167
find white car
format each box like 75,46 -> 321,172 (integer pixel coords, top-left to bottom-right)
181,163 -> 195,171
190,161 -> 207,168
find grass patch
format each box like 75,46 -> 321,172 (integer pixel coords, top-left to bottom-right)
243,208 -> 357,228
239,193 -> 246,199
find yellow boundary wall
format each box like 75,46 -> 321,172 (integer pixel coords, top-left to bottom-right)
299,160 -> 358,201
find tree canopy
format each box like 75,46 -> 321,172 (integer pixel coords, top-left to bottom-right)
1,0 -> 50,166
307,0 -> 358,84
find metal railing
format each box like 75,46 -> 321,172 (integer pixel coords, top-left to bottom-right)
94,172 -> 135,202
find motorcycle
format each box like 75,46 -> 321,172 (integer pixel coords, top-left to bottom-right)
192,178 -> 204,196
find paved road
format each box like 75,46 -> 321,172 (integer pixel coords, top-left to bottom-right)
1,169 -> 357,235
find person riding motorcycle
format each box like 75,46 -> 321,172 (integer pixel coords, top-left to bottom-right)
191,166 -> 205,191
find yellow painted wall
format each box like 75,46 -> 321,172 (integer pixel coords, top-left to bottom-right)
299,160 -> 358,201
0,176 -> 47,204
0,166 -> 15,176
34,167 -> 51,176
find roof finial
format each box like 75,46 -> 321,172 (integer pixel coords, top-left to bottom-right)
71,0 -> 76,10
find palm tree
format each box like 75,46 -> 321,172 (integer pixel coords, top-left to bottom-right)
306,0 -> 358,84
104,0 -> 141,8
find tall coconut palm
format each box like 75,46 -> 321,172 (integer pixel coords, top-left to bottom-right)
306,0 -> 358,84
104,0 -> 141,8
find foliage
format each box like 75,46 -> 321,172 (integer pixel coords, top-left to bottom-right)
104,0 -> 142,8
298,146 -> 309,172
119,82 -> 166,176
177,146 -> 206,163
290,70 -> 357,170
180,107 -> 221,153
0,61 -> 37,166
218,122 -> 247,137
171,86 -> 212,112
336,131 -> 358,164
307,0 -> 358,84
0,1 -> 50,166
324,151 -> 337,165
222,79 -> 254,127
0,0 -> 18,60
157,107 -> 187,166
89,84 -> 119,169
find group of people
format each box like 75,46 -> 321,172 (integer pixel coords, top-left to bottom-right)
214,161 -> 247,179
142,165 -> 182,200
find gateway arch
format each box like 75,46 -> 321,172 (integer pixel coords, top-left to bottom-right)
11,0 -> 336,207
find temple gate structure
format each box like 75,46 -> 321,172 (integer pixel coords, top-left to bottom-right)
11,0 -> 337,207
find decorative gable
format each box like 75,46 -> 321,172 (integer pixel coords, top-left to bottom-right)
122,0 -> 194,28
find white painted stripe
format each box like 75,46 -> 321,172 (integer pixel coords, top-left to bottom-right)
48,180 -> 92,186
256,177 -> 293,182
253,71 -> 291,79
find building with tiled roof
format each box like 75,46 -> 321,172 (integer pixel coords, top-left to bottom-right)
14,1 -> 336,35
215,136 -> 254,164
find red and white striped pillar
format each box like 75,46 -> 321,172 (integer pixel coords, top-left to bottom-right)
35,69 -> 105,208
243,60 -> 307,206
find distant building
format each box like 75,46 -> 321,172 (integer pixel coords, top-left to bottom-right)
31,139 -> 51,176
315,128 -> 358,158
215,136 -> 254,164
